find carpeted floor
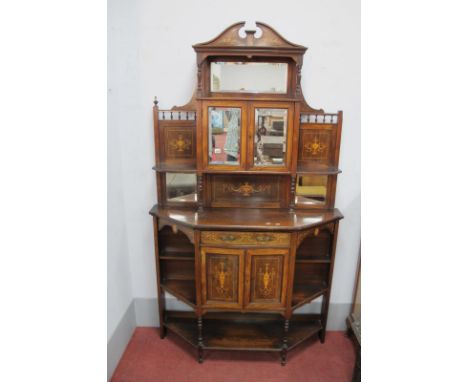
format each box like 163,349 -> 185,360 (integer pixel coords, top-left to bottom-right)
110,328 -> 355,382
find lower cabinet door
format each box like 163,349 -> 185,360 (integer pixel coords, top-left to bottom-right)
201,247 -> 244,309
244,248 -> 289,310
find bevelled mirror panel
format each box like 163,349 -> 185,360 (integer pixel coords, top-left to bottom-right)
295,175 -> 328,206
210,62 -> 288,94
165,173 -> 197,203
208,107 -> 241,165
254,108 -> 288,166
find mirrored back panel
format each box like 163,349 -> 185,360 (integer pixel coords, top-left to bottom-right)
210,62 -> 288,94
295,175 -> 328,207
164,172 -> 197,204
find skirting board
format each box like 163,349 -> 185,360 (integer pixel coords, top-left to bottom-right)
107,300 -> 136,381
108,296 -> 351,380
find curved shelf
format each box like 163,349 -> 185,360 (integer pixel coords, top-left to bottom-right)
161,280 -> 196,308
297,167 -> 342,175
150,205 -> 343,231
292,282 -> 328,311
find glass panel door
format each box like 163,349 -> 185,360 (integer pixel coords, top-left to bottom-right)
208,107 -> 241,165
248,103 -> 294,171
203,101 -> 247,170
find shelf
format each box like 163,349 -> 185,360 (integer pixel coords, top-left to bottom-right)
160,253 -> 195,260
164,311 -> 322,352
296,258 -> 331,264
292,282 -> 328,310
153,165 -> 197,172
297,167 -> 341,175
161,280 -> 196,307
287,314 -> 323,350
164,311 -> 198,347
202,169 -> 291,175
150,205 -> 343,231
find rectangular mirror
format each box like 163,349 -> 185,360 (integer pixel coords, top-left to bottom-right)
165,173 -> 197,203
254,108 -> 288,166
208,107 -> 241,165
295,175 -> 328,206
210,62 -> 288,94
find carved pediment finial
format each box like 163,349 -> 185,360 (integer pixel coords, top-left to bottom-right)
193,21 -> 307,52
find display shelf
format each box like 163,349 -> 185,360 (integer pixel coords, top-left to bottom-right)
292,282 -> 328,310
161,280 -> 196,307
296,258 -> 331,264
153,165 -> 197,172
296,167 -> 342,175
160,253 -> 195,260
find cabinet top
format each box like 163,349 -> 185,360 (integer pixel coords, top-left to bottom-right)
150,205 -> 343,231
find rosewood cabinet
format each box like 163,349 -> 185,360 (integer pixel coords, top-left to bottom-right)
150,22 -> 343,365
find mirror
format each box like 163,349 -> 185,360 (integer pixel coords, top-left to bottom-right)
165,173 -> 197,203
210,62 -> 288,94
208,107 -> 241,165
295,175 -> 328,206
254,108 -> 288,166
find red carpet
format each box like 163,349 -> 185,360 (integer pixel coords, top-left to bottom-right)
110,328 -> 355,382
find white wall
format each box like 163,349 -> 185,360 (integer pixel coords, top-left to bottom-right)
108,0 -> 360,330
107,0 -> 138,340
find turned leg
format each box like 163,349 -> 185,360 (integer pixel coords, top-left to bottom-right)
197,316 -> 204,363
281,319 -> 290,366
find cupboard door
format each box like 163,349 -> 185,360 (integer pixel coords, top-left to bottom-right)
201,247 -> 244,309
248,102 -> 294,171
244,248 -> 289,310
202,101 -> 248,170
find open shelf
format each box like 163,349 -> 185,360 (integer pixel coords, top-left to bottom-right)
160,251 -> 195,260
292,282 -> 328,309
296,228 -> 332,261
164,311 -> 322,352
296,258 -> 331,264
161,280 -> 196,307
296,167 -> 342,175
153,165 -> 197,172
158,226 -> 195,256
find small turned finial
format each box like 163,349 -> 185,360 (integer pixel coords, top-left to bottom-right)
153,96 -> 158,106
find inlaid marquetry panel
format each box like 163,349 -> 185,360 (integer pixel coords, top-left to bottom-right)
201,247 -> 243,309
208,174 -> 287,208
251,256 -> 283,300
201,231 -> 290,247
298,129 -> 335,168
165,129 -> 194,158
245,249 -> 288,310
158,123 -> 196,166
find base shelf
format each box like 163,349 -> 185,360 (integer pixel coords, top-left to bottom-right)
164,311 -> 322,352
